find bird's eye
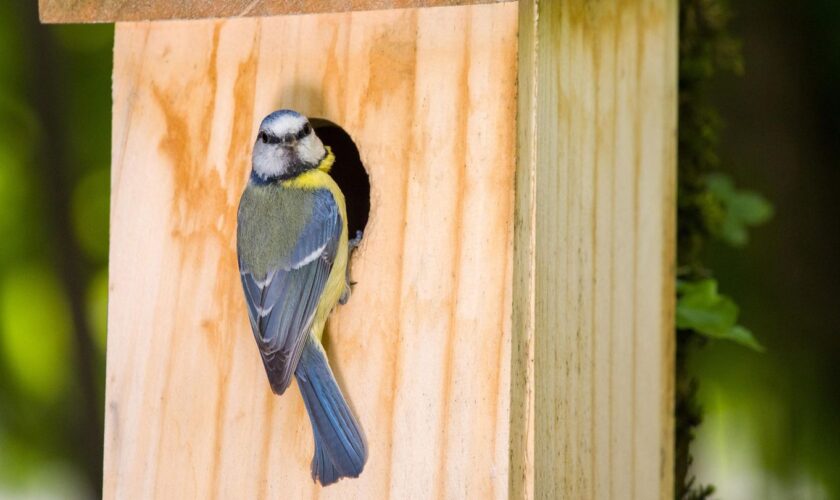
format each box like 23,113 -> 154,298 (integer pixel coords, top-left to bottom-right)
295,123 -> 310,140
258,131 -> 268,143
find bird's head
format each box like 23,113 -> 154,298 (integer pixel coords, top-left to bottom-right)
251,110 -> 326,182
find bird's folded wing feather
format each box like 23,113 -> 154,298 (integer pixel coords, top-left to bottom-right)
239,189 -> 342,393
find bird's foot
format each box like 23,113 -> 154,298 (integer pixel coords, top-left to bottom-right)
339,282 -> 352,305
340,231 -> 363,305
348,230 -> 364,251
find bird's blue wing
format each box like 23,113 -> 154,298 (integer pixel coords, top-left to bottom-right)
239,189 -> 343,394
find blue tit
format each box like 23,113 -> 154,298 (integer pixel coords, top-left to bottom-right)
236,110 -> 367,486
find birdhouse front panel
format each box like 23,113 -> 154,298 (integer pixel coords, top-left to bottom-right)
106,3 -> 518,499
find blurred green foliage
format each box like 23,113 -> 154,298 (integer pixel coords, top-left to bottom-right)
676,1 -> 748,496
675,170 -> 771,354
1,265 -> 74,402
678,0 -> 745,272
705,173 -> 773,247
682,0 -> 840,499
0,2 -> 112,497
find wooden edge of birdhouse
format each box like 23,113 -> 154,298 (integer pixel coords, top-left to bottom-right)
510,0 -> 677,497
38,0 -> 514,23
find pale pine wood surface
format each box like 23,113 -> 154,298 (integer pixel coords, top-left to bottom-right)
510,1 -> 677,499
39,0 -> 512,23
106,4 -> 517,499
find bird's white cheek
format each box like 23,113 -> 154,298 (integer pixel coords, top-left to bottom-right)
252,145 -> 286,178
297,137 -> 326,165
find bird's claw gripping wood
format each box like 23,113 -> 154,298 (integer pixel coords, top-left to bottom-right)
348,229 -> 364,251
339,284 -> 351,305
340,230 -> 364,305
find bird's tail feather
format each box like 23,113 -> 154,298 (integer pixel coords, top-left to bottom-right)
295,337 -> 367,486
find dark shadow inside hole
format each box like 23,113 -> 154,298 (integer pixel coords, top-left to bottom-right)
310,118 -> 370,241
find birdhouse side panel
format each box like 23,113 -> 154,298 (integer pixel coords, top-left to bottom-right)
512,0 -> 677,498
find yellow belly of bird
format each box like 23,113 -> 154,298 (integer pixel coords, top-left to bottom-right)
311,230 -> 347,343
283,167 -> 349,345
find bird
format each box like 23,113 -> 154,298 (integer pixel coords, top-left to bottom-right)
236,109 -> 367,486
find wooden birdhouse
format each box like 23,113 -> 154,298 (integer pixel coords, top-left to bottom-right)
40,0 -> 676,497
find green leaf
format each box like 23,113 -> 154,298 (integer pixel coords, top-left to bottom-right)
729,190 -> 774,225
706,173 -> 773,247
677,279 -> 764,351
676,279 -> 737,335
726,325 -> 765,352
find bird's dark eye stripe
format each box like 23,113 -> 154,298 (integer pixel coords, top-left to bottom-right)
259,131 -> 282,144
295,124 -> 310,140
259,124 -> 311,145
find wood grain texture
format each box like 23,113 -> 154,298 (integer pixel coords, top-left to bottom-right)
510,0 -> 677,498
105,4 -> 518,499
39,0 -> 512,23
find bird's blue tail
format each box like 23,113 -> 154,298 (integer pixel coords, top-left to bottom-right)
295,337 -> 367,486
